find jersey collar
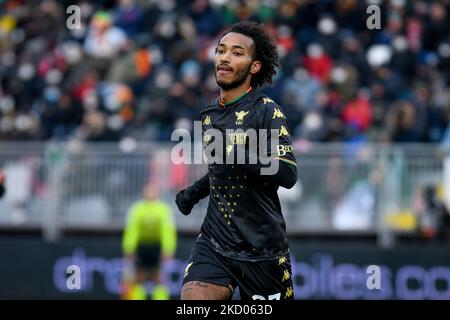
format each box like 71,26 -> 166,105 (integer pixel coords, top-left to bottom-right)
218,86 -> 253,108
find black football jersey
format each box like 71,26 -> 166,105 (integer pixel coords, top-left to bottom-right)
193,88 -> 298,261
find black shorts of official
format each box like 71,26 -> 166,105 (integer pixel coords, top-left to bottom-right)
136,244 -> 161,272
182,238 -> 294,300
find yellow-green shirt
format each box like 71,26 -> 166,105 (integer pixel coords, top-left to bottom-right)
122,200 -> 176,256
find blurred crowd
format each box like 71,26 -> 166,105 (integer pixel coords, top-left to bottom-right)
0,0 -> 450,144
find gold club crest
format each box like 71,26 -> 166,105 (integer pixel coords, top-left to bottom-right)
235,111 -> 249,125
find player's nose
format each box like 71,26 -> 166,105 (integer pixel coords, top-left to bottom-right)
220,51 -> 232,63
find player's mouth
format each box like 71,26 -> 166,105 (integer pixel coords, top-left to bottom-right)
217,65 -> 233,76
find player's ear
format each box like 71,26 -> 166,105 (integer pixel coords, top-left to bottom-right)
250,61 -> 261,75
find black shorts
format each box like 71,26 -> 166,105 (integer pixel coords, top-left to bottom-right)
136,244 -> 161,271
182,237 -> 294,300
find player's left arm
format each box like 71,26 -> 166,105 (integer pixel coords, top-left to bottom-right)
243,100 -> 298,189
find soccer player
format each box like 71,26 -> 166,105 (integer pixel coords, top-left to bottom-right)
175,21 -> 297,300
122,183 -> 177,300
0,171 -> 5,198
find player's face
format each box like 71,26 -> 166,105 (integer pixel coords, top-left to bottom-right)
214,32 -> 257,90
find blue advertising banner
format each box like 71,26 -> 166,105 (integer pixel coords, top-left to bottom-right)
0,236 -> 448,300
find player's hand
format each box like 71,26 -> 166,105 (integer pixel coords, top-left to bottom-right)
175,189 -> 194,215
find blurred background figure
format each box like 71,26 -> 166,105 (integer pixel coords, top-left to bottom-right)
84,10 -> 129,78
1,161 -> 33,224
121,183 -> 177,300
417,184 -> 450,242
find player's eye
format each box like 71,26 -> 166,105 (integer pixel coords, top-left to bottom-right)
216,48 -> 224,54
233,52 -> 243,56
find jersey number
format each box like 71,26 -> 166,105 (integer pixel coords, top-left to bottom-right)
252,293 -> 281,300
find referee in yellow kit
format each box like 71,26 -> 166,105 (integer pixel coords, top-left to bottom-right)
122,183 -> 177,300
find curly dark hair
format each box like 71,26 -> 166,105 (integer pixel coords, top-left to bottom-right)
221,21 -> 279,89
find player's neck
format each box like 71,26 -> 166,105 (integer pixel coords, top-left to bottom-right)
219,84 -> 252,107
